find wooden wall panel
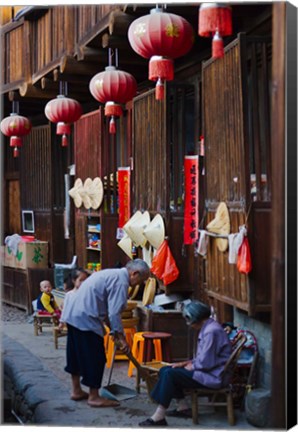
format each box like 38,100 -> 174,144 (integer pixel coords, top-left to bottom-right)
203,41 -> 245,204
20,125 -> 52,210
132,89 -> 168,212
2,22 -> 24,84
74,109 -> 101,180
203,35 -> 272,315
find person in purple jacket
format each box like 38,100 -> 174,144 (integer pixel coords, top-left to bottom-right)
139,300 -> 232,427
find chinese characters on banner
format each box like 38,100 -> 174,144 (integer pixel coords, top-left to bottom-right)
118,167 -> 131,228
184,155 -> 199,244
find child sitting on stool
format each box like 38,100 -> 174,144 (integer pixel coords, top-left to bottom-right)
37,280 -> 61,320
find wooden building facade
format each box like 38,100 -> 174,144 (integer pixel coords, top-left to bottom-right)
0,3 -> 293,428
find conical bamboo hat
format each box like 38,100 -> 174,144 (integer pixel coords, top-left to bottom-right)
117,234 -> 133,259
142,277 -> 156,306
125,211 -> 150,247
206,202 -> 230,252
84,177 -> 104,210
68,178 -> 84,208
143,213 -> 165,250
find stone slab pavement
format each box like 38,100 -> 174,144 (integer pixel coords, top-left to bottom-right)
1,316 -> 256,430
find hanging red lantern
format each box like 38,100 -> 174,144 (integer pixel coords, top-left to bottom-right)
44,95 -> 82,146
89,66 -> 137,134
128,7 -> 194,100
198,3 -> 232,59
0,113 -> 32,157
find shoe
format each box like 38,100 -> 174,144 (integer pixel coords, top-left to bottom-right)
139,418 -> 168,427
166,408 -> 192,418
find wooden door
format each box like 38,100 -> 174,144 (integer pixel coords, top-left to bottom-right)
7,179 -> 21,234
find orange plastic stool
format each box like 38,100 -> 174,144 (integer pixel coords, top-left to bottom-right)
127,332 -> 162,377
106,318 -> 139,368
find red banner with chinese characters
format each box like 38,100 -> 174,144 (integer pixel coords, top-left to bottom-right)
118,167 -> 131,228
184,155 -> 199,245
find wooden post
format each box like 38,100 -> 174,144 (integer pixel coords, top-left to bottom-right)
271,2 -> 285,428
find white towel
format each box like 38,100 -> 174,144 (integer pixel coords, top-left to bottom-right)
196,230 -> 209,256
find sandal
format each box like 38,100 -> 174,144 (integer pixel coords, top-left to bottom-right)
139,418 -> 168,426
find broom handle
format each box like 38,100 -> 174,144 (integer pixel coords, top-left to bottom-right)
107,344 -> 117,386
125,350 -> 149,379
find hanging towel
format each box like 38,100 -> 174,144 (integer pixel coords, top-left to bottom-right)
196,230 -> 209,256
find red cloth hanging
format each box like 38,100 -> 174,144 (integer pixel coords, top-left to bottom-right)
118,167 -> 131,228
183,155 -> 199,245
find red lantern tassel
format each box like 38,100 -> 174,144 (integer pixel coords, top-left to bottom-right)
212,31 -> 224,58
109,116 -> 116,134
155,78 -> 165,100
149,56 -> 174,82
13,147 -> 19,158
61,134 -> 68,147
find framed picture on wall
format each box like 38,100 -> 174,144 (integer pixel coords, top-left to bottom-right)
22,210 -> 35,233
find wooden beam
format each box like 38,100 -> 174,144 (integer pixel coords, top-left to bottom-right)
101,33 -> 130,49
108,10 -> 135,35
59,55 -> 102,76
76,46 -> 104,62
18,82 -> 58,99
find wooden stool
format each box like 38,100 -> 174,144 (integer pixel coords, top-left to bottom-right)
143,332 -> 172,363
127,332 -> 162,377
53,326 -> 67,349
33,313 -> 59,336
106,317 -> 139,368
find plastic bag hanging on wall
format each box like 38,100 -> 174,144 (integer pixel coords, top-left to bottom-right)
237,237 -> 252,274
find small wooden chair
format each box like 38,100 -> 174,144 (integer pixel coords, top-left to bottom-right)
188,332 -> 247,426
32,300 -> 59,336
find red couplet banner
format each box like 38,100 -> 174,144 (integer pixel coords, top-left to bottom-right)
118,167 -> 131,228
184,155 -> 199,245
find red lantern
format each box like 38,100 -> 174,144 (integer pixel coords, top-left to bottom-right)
198,3 -> 232,59
0,113 -> 32,157
44,95 -> 82,146
89,66 -> 137,134
128,7 -> 194,100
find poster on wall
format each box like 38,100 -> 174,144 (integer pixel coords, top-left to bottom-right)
118,167 -> 131,228
183,155 -> 199,245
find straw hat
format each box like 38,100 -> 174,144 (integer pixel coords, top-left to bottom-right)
123,210 -> 142,238
79,179 -> 92,210
68,178 -> 84,208
206,202 -> 230,252
142,277 -> 156,306
117,234 -> 133,259
128,284 -> 140,300
84,177 -> 104,210
126,211 -> 150,247
143,213 -> 165,250
123,211 -> 150,247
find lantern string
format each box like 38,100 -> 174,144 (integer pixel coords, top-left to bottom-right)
12,100 -> 19,114
115,48 -> 118,68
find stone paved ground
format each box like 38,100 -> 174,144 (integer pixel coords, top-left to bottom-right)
1,303 -> 29,324
1,303 -> 256,429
